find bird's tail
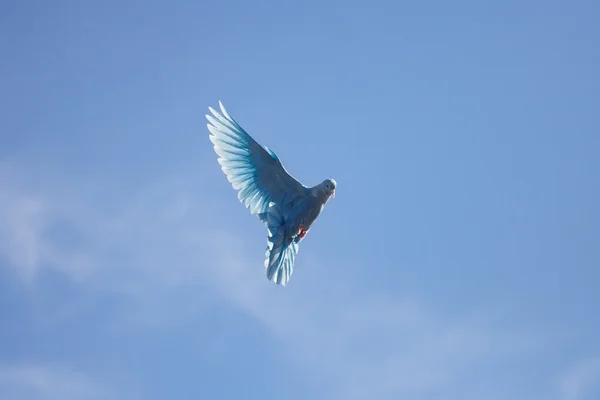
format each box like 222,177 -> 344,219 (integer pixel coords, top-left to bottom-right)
264,203 -> 300,286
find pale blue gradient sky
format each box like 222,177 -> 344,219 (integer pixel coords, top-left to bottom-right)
1,1 -> 599,399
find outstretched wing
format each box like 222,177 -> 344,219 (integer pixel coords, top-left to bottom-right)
207,101 -> 309,219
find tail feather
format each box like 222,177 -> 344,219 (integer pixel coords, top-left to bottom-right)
264,203 -> 300,286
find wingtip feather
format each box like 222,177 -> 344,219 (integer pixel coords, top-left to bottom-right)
218,100 -> 226,113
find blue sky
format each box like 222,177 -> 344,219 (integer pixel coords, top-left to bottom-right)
1,0 -> 599,399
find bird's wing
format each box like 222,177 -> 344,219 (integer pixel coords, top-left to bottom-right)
207,101 -> 309,218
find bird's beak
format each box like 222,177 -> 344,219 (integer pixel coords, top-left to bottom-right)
331,189 -> 335,198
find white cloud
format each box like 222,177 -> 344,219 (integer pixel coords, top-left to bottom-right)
2,199 -> 43,277
0,160 -> 544,399
205,239 -> 540,399
0,363 -> 109,400
0,179 -> 45,281
559,357 -> 600,400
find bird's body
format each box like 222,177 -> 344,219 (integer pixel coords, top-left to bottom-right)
206,101 -> 336,286
286,187 -> 332,235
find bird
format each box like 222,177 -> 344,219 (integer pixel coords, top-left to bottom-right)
206,101 -> 336,286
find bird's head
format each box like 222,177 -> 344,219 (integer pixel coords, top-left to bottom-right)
322,178 -> 336,198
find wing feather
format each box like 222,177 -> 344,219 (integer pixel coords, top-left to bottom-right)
207,101 -> 308,218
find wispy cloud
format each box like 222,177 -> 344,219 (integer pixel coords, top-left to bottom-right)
0,363 -> 109,400
559,356 -> 600,400
0,159 -> 545,399
0,160 -> 98,284
0,159 -> 206,290
0,168 -> 45,281
206,237 -> 540,399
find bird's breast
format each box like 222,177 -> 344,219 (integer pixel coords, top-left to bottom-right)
296,198 -> 326,232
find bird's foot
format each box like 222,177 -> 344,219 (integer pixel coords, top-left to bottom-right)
298,224 -> 307,239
